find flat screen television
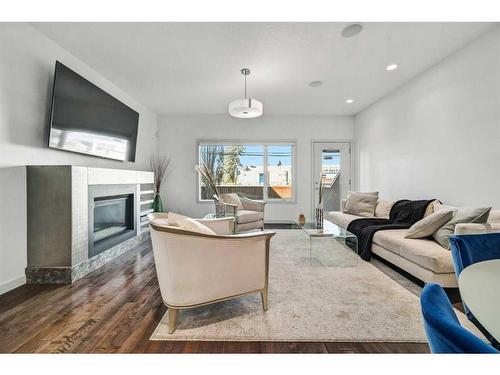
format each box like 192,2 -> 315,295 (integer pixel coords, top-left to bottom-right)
48,61 -> 139,162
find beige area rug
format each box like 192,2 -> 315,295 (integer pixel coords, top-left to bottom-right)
151,229 -> 479,342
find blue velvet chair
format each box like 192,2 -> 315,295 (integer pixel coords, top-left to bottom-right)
449,232 -> 500,346
450,232 -> 500,279
420,283 -> 498,353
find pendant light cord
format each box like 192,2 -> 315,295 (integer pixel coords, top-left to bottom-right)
244,73 -> 247,99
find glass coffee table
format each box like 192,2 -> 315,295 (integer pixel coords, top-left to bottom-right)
295,220 -> 359,267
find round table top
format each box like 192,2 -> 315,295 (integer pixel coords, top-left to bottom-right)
458,259 -> 500,341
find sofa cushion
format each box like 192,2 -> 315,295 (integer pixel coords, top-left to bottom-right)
375,199 -> 394,219
326,211 -> 369,229
405,209 -> 454,239
237,210 -> 264,224
343,192 -> 379,217
433,206 -> 491,249
372,229 -> 406,255
237,220 -> 264,232
373,229 -> 455,273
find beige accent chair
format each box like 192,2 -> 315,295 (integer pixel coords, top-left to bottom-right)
148,212 -> 275,334
215,193 -> 266,232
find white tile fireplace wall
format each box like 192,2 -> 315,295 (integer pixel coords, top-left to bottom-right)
0,24 -> 158,294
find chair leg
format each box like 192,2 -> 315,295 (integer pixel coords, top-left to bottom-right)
261,287 -> 269,311
168,307 -> 178,334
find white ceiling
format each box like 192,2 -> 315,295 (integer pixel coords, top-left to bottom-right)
31,22 -> 493,116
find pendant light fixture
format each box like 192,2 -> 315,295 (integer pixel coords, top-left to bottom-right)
229,68 -> 263,118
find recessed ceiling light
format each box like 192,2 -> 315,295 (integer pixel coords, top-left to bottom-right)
341,24 -> 363,38
346,99 -> 354,104
309,80 -> 323,88
386,64 -> 398,71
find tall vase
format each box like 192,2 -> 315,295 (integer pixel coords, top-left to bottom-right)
214,199 -> 226,218
153,193 -> 164,212
315,205 -> 324,229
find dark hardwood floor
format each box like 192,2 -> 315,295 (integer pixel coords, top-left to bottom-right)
0,239 -> 429,353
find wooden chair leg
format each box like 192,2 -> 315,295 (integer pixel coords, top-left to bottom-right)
261,288 -> 269,311
168,308 -> 178,334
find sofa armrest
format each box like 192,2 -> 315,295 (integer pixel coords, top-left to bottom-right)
340,199 -> 346,212
240,196 -> 266,212
454,223 -> 500,235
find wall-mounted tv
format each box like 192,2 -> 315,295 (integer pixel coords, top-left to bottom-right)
48,61 -> 139,162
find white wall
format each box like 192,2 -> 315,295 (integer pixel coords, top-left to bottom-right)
157,114 -> 353,221
0,24 -> 158,294
354,26 -> 500,207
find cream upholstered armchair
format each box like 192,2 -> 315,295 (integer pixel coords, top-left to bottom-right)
148,212 -> 275,334
215,193 -> 266,232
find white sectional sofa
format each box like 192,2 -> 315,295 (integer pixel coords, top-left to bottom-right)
326,200 -> 500,288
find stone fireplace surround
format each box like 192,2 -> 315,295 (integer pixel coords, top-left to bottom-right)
26,166 -> 154,284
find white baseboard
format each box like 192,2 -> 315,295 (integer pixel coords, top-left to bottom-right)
0,275 -> 26,296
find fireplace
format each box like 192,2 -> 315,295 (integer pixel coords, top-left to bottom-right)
88,185 -> 137,258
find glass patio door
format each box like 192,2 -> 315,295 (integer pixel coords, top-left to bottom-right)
312,142 -> 351,218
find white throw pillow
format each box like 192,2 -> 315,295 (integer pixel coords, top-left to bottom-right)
150,217 -> 170,226
487,210 -> 500,223
222,193 -> 244,209
433,202 -> 457,213
343,192 -> 379,217
405,209 -> 455,239
167,212 -> 216,235
423,200 -> 441,217
433,206 -> 492,249
375,199 -> 394,219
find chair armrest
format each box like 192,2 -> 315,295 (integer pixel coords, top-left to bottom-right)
220,230 -> 275,239
150,222 -> 274,240
240,196 -> 266,212
223,202 -> 239,216
196,217 -> 235,235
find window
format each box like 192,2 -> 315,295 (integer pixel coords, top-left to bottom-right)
198,142 -> 295,202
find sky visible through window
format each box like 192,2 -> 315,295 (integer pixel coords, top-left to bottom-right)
237,145 -> 293,167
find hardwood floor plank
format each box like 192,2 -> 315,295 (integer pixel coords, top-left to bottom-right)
223,341 -> 262,353
0,237 -> 430,354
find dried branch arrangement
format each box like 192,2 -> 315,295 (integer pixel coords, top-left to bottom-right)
150,154 -> 171,194
195,162 -> 221,199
